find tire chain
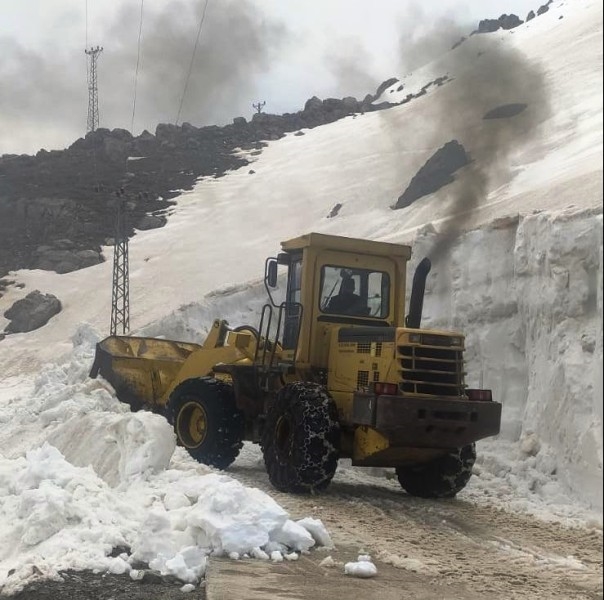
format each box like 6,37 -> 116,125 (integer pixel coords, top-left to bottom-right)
263,382 -> 340,493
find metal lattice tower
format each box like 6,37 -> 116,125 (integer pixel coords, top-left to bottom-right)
110,192 -> 130,335
85,45 -> 103,133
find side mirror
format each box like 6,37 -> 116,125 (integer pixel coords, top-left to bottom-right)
266,258 -> 278,288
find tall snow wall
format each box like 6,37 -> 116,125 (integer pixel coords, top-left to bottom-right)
411,207 -> 603,510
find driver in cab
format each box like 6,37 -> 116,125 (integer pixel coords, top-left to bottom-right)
327,277 -> 367,315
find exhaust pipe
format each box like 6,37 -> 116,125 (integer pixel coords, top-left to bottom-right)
405,257 -> 432,329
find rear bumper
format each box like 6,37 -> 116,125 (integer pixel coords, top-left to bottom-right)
353,392 -> 502,448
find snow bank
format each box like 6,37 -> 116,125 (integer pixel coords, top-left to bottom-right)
0,326 -> 330,594
414,207 -> 603,513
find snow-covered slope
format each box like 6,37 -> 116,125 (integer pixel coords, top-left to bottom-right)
0,0 -> 602,592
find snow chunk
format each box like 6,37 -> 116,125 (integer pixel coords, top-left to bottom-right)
296,517 -> 334,548
319,555 -> 336,568
271,518 -> 316,552
344,555 -> 378,578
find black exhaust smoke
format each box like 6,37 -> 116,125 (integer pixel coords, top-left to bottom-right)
406,257 -> 432,329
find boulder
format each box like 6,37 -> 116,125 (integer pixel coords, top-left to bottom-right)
155,123 -> 180,141
33,247 -> 103,273
499,14 -> 523,29
476,18 -> 501,33
342,96 -> 359,113
303,96 -> 323,112
110,128 -> 133,141
132,130 -> 157,155
475,13 -> 523,34
4,290 -> 62,333
136,214 -> 166,230
103,137 -> 128,164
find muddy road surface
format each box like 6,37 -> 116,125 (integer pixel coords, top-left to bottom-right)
227,447 -> 603,600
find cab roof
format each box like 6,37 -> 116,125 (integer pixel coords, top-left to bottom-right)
281,232 -> 412,259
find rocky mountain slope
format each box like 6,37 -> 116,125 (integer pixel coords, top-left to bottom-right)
0,4 -> 552,283
0,93 -> 386,281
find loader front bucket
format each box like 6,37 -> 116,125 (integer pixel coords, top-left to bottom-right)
90,336 -> 201,411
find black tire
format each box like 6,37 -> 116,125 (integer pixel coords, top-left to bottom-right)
167,377 -> 244,470
395,444 -> 476,498
262,382 -> 340,494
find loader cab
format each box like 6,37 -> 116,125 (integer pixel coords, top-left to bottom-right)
265,232 -> 412,372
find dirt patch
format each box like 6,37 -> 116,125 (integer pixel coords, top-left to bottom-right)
2,570 -> 205,599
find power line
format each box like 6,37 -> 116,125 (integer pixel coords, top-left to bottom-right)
175,0 -> 210,125
131,0 -> 145,135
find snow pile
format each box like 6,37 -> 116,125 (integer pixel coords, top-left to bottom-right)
0,327 -> 330,594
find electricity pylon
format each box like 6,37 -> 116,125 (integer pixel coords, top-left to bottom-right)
110,190 -> 130,336
85,45 -> 103,133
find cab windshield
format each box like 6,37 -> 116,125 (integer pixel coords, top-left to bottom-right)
320,265 -> 390,318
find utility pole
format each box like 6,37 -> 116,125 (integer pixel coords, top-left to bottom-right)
85,45 -> 103,133
110,189 -> 130,336
252,101 -> 266,114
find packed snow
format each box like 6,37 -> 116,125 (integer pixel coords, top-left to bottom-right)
0,0 -> 602,594
0,326 -> 333,594
344,555 -> 378,579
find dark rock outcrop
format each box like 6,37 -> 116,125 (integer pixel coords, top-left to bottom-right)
393,140 -> 470,210
136,214 -> 167,231
374,78 -> 400,100
474,13 -> 523,34
4,290 -> 62,333
33,245 -> 103,273
483,103 -> 528,119
537,3 -> 551,16
327,203 -> 343,218
452,36 -> 467,50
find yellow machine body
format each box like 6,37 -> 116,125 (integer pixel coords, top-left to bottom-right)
91,232 -> 501,468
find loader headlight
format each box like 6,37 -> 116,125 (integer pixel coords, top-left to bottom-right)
408,333 -> 421,344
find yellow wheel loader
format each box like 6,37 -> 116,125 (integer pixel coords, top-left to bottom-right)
90,233 -> 501,497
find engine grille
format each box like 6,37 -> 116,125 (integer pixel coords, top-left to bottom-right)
357,370 -> 369,389
397,343 -> 465,397
356,341 -> 383,356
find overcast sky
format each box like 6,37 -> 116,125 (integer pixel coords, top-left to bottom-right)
0,0 -> 540,155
